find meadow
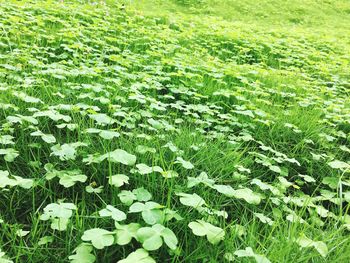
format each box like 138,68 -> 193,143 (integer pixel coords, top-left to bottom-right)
0,0 -> 350,262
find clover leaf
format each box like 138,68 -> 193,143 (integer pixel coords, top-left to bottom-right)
136,163 -> 163,175
0,170 -> 34,189
0,148 -> 19,162
0,249 -> 13,263
44,165 -> 87,188
118,187 -> 152,206
39,202 -> 77,231
117,249 -> 155,263
296,234 -> 328,258
188,220 -> 225,244
102,149 -> 136,166
69,243 -> 96,263
176,192 -> 206,208
89,113 -> 115,126
38,236 -> 54,246
234,247 -> 271,263
81,228 -> 115,249
136,224 -> 178,251
114,222 -> 140,245
30,130 -> 56,143
175,157 -> 194,169
328,160 -> 350,170
187,172 -> 215,188
99,205 -> 126,221
109,174 -> 129,188
214,186 -> 261,205
129,201 -> 164,225
50,142 -> 87,161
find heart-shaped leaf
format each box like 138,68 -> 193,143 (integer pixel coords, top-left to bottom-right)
188,220 -> 224,244
81,228 -> 114,249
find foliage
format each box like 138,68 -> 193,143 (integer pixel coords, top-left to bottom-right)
0,0 -> 349,262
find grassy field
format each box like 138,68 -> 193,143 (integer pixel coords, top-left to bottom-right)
0,0 -> 350,262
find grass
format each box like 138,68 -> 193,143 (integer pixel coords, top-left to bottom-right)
0,0 -> 350,262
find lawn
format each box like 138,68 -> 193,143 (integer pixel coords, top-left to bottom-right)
0,0 -> 350,262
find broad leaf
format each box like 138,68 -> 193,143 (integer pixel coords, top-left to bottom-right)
177,192 -> 206,208
117,249 -> 155,263
115,222 -> 140,245
136,224 -> 178,251
69,243 -> 96,263
81,228 -> 115,249
188,220 -> 225,244
99,205 -> 126,221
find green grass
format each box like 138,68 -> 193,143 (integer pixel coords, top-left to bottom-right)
0,0 -> 350,262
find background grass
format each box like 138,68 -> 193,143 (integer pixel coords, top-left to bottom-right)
0,0 -> 350,262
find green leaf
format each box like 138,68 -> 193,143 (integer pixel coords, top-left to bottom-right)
115,222 -> 140,245
187,172 -> 215,188
0,249 -> 13,263
133,187 -> 152,202
0,170 -> 34,189
250,179 -> 280,195
40,203 -> 77,219
117,249 -> 155,263
81,228 -> 115,249
7,114 -> 38,125
0,148 -> 19,162
254,213 -> 274,226
188,220 -> 225,244
0,135 -> 15,145
85,128 -> 120,140
89,113 -> 115,125
234,247 -> 255,257
13,91 -> 43,104
118,190 -> 137,206
177,192 -> 206,208
44,166 -> 86,188
232,188 -> 261,204
296,234 -> 328,258
99,205 -> 126,221
136,163 -> 163,175
297,174 -> 316,183
129,202 -> 164,225
109,174 -> 129,187
328,160 -> 350,170
136,145 -> 156,155
313,241 -> 328,258
0,170 -> 16,188
161,227 -> 178,250
30,130 -> 56,143
40,202 -> 76,231
50,144 -> 76,160
69,243 -> 96,263
16,229 -> 30,237
50,142 -> 87,161
118,188 -> 152,205
51,218 -> 69,231
212,184 -> 235,196
136,224 -> 178,251
59,172 -> 87,188
38,236 -> 54,246
86,185 -> 103,194
175,157 -> 194,169
103,149 -> 136,166
99,130 -> 120,140
234,247 -> 271,263
137,229 -> 163,250
161,170 -> 178,179
322,177 -> 339,189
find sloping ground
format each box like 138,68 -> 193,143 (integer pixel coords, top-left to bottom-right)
0,0 -> 350,262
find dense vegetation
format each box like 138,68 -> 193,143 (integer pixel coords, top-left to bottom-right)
0,0 -> 350,262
